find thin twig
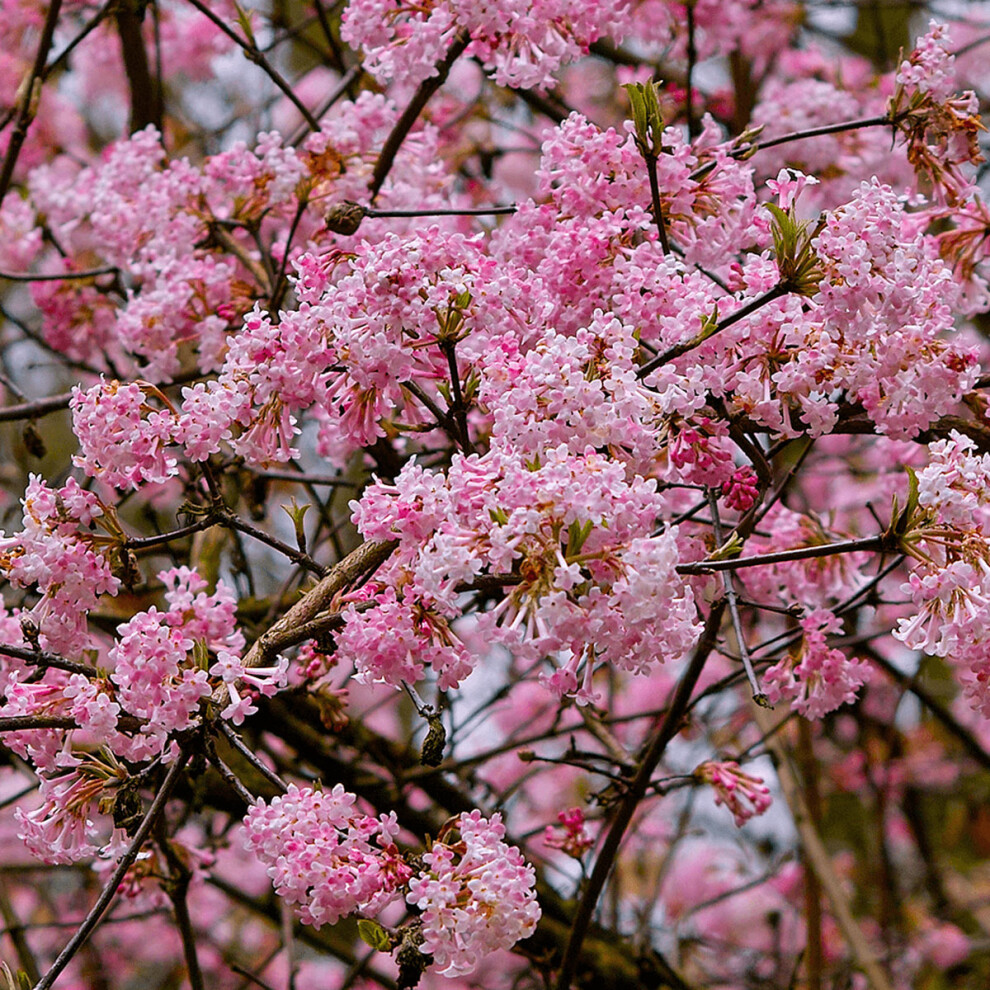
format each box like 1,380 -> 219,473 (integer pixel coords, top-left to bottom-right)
708,492 -> 765,703
440,341 -> 471,451
182,0 -> 320,131
643,149 -> 670,253
270,199 -> 308,310
44,3 -> 111,78
206,747 -> 256,806
754,114 -> 896,153
676,535 -> 885,575
249,468 -> 356,487
158,833 -> 205,990
0,266 -> 119,282
115,0 -> 163,132
369,31 -> 471,200
554,600 -> 726,990
637,283 -> 788,378
365,204 -> 517,218
126,518 -> 218,551
224,514 -> 326,576
217,722 -> 289,795
0,876 -> 41,984
0,391 -> 72,423
0,0 -> 63,207
867,649 -> 990,773
752,703 -> 894,990
0,643 -> 98,678
0,716 -> 78,732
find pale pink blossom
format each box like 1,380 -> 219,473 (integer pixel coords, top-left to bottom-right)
243,783 -> 410,927
696,760 -> 772,826
406,811 -> 540,976
763,609 -> 871,719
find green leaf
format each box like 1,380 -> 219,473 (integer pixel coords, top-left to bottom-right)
698,303 -> 720,340
892,465 -> 920,537
623,81 -> 664,156
357,919 -> 393,952
281,497 -> 311,553
230,0 -> 256,44
709,531 -> 744,561
765,203 -> 823,297
904,464 -> 919,518
565,519 -> 594,556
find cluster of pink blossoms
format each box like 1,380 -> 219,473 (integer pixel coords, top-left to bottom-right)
0,564 -> 289,867
15,750 -> 130,865
892,433 -> 990,717
890,21 -> 983,206
71,379 -> 180,490
243,783 -> 410,927
344,445 -> 700,697
244,789 -> 540,979
407,811 -> 540,976
341,0 -> 632,89
0,476 -> 119,654
110,567 -> 286,756
543,806 -> 595,857
763,609 -> 871,720
695,761 -> 772,827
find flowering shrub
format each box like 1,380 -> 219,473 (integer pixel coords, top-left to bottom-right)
0,4 -> 988,990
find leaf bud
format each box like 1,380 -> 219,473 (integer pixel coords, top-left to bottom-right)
325,200 -> 366,236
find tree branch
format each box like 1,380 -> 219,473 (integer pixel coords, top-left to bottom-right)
554,600 -> 726,990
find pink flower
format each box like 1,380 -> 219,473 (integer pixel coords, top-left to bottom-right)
243,783 -> 409,927
763,609 -> 871,719
722,465 -> 759,512
70,379 -> 179,490
210,651 -> 289,725
406,811 -> 540,977
696,760 -> 772,827
544,807 -> 594,857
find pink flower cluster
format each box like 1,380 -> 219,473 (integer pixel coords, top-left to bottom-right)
342,0 -> 632,89
71,379 -> 179,490
407,811 -> 540,976
763,609 -> 871,719
0,476 -> 119,654
209,651 -> 289,726
15,750 -> 130,865
695,760 -> 772,827
793,179 -> 976,439
245,793 -> 540,979
1,670 -> 120,772
243,783 -> 410,927
889,21 -> 983,205
895,21 -> 966,108
110,568 -> 266,757
544,806 -> 594,857
892,433 -> 990,717
344,445 -> 700,696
